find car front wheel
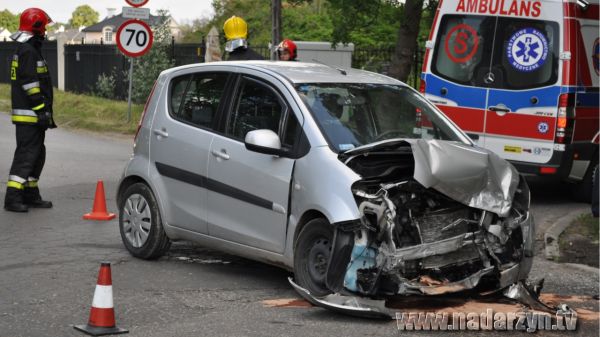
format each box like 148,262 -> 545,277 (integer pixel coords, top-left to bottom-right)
119,182 -> 171,259
293,218 -> 334,297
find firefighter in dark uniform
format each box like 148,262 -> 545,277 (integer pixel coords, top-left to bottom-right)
4,8 -> 56,213
223,16 -> 264,61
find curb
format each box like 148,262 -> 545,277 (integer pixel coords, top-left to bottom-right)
544,209 -> 587,260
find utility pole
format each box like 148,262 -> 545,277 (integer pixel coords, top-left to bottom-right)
271,0 -> 281,60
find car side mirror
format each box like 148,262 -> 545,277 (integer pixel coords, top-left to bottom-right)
244,129 -> 287,157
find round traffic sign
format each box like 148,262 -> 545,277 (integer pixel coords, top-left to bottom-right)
117,19 -> 154,57
125,0 -> 149,8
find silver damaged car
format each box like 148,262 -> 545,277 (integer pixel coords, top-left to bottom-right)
117,61 -> 535,318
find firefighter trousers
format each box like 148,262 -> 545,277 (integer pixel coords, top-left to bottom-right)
5,124 -> 46,204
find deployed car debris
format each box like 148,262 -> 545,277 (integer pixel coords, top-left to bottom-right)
291,139 -> 542,318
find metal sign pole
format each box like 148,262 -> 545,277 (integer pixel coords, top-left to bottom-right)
127,58 -> 134,123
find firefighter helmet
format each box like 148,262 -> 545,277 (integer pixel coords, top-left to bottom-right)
277,39 -> 297,60
223,16 -> 247,41
19,8 -> 53,36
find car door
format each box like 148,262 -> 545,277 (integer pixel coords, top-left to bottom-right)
206,75 -> 297,254
150,71 -> 231,233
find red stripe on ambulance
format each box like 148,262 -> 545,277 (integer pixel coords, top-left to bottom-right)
485,111 -> 555,140
436,105 -> 485,133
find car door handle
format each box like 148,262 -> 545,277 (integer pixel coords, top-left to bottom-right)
211,149 -> 230,160
153,128 -> 169,138
488,105 -> 510,113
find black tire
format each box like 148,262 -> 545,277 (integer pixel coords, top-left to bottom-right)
293,218 -> 334,297
118,182 -> 171,259
571,159 -> 598,203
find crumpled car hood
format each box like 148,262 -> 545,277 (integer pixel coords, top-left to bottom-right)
342,139 -> 520,217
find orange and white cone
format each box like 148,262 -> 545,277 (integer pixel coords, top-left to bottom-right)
74,262 -> 128,336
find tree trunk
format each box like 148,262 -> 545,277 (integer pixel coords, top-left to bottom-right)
389,0 -> 424,82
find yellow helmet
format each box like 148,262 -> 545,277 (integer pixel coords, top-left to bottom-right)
223,16 -> 247,41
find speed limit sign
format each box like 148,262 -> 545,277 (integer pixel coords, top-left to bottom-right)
116,19 -> 154,57
125,0 -> 149,7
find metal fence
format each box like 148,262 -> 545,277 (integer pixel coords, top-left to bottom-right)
352,46 -> 423,89
64,44 -> 129,96
0,39 -> 423,96
0,41 -> 58,87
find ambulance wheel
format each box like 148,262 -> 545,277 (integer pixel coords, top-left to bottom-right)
294,218 -> 334,297
119,183 -> 171,259
571,159 -> 597,203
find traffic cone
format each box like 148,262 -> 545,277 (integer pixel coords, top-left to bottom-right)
74,262 -> 128,336
83,180 -> 116,221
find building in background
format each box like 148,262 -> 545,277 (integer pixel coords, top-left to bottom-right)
82,8 -> 182,44
0,28 -> 12,42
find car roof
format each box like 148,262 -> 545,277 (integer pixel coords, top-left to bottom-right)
163,61 -> 405,86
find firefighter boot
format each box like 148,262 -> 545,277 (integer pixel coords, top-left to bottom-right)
4,186 -> 28,212
24,185 -> 53,208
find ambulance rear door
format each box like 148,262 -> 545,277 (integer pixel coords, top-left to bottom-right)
483,2 -> 563,164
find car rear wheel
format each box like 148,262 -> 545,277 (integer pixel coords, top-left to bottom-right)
119,182 -> 171,259
293,218 -> 334,297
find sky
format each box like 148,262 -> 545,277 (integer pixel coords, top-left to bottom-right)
2,0 -> 215,25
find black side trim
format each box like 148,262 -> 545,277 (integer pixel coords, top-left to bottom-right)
155,162 -> 274,211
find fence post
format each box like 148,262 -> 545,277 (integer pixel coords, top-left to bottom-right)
171,36 -> 175,62
57,35 -> 66,91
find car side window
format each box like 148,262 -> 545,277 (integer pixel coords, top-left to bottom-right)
170,72 -> 228,129
227,77 -> 286,140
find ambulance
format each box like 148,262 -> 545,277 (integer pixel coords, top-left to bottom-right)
420,0 -> 599,200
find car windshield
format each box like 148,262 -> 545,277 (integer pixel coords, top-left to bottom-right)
295,83 -> 470,152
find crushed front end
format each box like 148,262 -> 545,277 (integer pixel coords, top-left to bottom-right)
291,139 -> 536,318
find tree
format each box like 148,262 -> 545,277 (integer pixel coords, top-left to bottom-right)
0,9 -> 19,32
326,0 -> 429,81
389,0 -> 424,81
69,5 -> 99,29
131,10 -> 174,103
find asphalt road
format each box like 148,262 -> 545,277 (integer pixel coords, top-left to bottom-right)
0,112 -> 598,337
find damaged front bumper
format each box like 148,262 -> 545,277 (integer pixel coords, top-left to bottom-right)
291,139 -> 540,318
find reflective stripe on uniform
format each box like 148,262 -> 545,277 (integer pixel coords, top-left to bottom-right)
12,109 -> 38,123
12,109 -> 39,123
22,82 -> 40,91
36,61 -> 48,72
26,87 -> 41,95
36,61 -> 48,74
32,103 -> 45,111
9,175 -> 27,184
12,109 -> 37,116
26,181 -> 38,188
7,181 -> 24,190
12,115 -> 38,123
10,59 -> 17,80
22,81 -> 40,91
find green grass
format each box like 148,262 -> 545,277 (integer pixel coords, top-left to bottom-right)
559,213 -> 599,251
0,83 -> 144,134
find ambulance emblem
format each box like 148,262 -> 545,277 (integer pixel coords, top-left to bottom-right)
537,122 -> 549,134
507,28 -> 548,72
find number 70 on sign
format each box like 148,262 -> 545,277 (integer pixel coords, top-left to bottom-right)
117,19 -> 154,57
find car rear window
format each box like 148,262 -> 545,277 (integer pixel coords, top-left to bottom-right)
432,14 -> 559,90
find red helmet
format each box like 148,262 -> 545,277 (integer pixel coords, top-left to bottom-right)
19,8 -> 53,36
277,39 -> 297,60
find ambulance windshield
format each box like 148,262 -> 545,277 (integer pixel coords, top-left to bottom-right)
431,15 -> 559,90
